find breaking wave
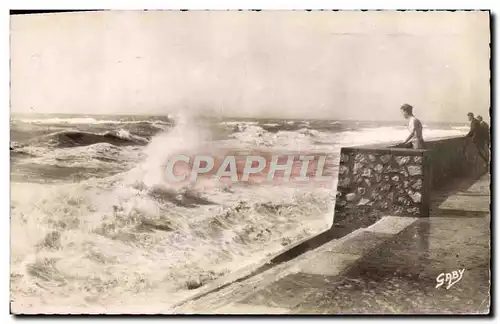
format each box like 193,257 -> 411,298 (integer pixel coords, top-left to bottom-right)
48,129 -> 150,147
11,116 -> 333,311
10,114 -> 469,313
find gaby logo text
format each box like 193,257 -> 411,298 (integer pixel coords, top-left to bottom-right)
435,269 -> 465,289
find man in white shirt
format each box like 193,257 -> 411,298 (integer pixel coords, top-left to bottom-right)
400,104 -> 425,149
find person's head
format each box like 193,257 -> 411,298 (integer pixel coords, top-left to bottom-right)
400,104 -> 413,119
477,115 -> 483,122
467,112 -> 474,122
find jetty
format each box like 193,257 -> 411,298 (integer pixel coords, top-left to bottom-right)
171,136 -> 491,314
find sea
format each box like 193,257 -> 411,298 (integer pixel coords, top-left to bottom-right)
10,113 -> 469,313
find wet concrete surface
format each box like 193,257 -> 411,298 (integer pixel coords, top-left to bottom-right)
173,175 -> 490,314
291,175 -> 491,314
292,220 -> 489,314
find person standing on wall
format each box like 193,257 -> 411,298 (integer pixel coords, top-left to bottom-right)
466,112 -> 489,168
399,104 -> 425,149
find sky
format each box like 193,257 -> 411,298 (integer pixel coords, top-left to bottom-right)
10,10 -> 490,122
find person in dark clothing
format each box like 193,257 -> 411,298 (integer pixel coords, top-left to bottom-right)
466,112 -> 489,166
477,115 -> 490,148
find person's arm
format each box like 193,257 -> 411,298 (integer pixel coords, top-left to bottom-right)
466,121 -> 476,137
403,119 -> 416,144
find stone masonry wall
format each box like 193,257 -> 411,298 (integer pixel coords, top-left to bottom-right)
334,148 -> 427,229
332,136 -> 486,231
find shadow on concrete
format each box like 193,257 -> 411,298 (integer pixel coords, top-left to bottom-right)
316,174 -> 491,314
434,209 -> 489,218
429,172 -> 487,216
271,172 -> 489,270
328,214 -> 490,314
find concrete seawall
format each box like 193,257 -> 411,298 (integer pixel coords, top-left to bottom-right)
171,135 -> 489,314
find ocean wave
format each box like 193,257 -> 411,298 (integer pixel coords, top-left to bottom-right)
19,143 -> 142,167
332,126 -> 469,147
120,121 -> 171,138
48,129 -> 150,148
10,150 -> 36,158
10,165 -> 332,311
452,125 -> 470,132
15,116 -> 172,126
219,121 -> 258,127
12,117 -> 172,141
225,123 -> 334,152
224,122 -> 470,153
298,128 -> 320,136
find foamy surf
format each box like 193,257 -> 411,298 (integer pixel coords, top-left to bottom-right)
10,114 -> 468,313
11,178 -> 333,312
